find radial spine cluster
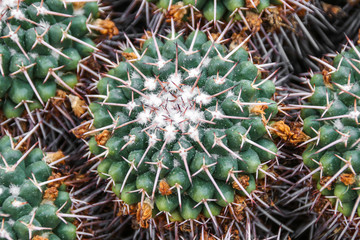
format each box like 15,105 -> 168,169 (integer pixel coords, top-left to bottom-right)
87,28 -> 279,228
0,135 -> 76,240
0,0 -> 100,119
301,42 -> 360,218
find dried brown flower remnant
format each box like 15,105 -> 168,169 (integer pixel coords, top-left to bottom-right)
139,31 -> 152,48
270,121 -> 310,145
321,2 -> 342,16
14,137 -> 26,152
158,180 -> 172,195
200,231 -> 217,240
232,195 -> 247,217
136,202 -> 152,228
95,130 -> 111,146
321,69 -> 333,88
340,173 -> 356,186
48,172 -> 65,188
44,151 -> 65,164
319,176 -> 333,190
358,29 -> 360,45
210,33 -> 221,41
229,32 -> 249,51
93,19 -> 119,39
246,11 -> 262,33
246,0 -> 260,8
232,175 -> 250,190
122,52 -> 138,60
32,236 -> 48,240
117,204 -> 137,216
43,187 -> 59,201
73,121 -> 93,138
166,2 -> 187,24
72,2 -> 86,9
52,90 -> 67,107
250,101 -> 268,115
68,94 -> 86,117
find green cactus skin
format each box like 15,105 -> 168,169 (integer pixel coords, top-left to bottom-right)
301,43 -> 360,218
0,136 -> 76,240
87,28 -> 279,228
0,0 -> 100,119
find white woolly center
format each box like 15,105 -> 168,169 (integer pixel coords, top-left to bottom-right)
333,119 -> 344,130
10,8 -> 24,19
188,68 -> 201,78
73,8 -> 84,16
9,184 -> 20,197
38,20 -> 51,30
144,77 -> 157,91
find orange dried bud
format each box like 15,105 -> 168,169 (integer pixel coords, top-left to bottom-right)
95,130 -> 111,146
93,19 -> 119,39
43,187 -> 59,201
246,11 -> 262,33
32,236 -> 48,240
122,52 -> 138,60
250,101 -> 268,115
158,180 -> 172,195
44,151 -> 65,165
47,172 -> 65,188
72,2 -> 86,9
340,173 -> 356,186
73,121 -> 93,138
319,176 -> 333,190
136,202 -> 152,228
270,121 -> 310,145
246,0 -> 260,8
166,2 -> 187,24
68,94 -> 86,118
232,175 -> 250,190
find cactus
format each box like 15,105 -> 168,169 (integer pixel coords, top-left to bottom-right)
0,0 -> 104,120
135,0 -> 288,23
294,40 -> 360,222
83,26 -> 281,236
0,134 -> 81,240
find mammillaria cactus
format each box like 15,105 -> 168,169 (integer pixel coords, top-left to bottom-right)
296,40 -> 360,220
0,134 -> 81,240
0,0 -> 106,119
84,26 -> 281,236
134,0 -> 301,24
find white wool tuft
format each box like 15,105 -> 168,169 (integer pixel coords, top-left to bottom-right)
9,184 -> 20,197
144,77 -> 157,91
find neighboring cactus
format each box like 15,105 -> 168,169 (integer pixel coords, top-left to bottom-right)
0,134 -> 81,240
135,0 -> 288,23
294,40 -> 360,221
83,26 -> 281,236
0,0 -> 106,119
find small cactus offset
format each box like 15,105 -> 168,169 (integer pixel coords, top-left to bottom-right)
0,0 -> 103,119
0,135 -> 78,240
299,41 -> 360,219
85,27 -> 280,235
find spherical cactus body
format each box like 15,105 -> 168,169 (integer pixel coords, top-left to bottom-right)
301,43 -> 360,218
87,29 -> 280,232
0,135 -> 77,240
0,0 -> 101,119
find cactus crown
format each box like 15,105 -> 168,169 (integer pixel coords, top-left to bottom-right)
0,0 -> 100,119
0,135 -> 77,240
301,42 -> 360,217
87,27 -> 279,229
